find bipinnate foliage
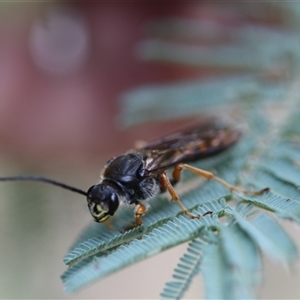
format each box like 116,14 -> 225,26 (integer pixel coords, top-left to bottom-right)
62,4 -> 300,299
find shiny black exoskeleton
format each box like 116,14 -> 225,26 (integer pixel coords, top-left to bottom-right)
87,153 -> 160,222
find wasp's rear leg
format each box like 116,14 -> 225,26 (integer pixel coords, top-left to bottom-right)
174,164 -> 269,195
159,173 -> 200,219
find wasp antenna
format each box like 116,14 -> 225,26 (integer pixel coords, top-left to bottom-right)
0,175 -> 87,196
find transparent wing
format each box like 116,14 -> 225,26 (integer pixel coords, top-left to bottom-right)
137,118 -> 241,175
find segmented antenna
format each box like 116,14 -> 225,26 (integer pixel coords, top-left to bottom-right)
0,175 -> 87,196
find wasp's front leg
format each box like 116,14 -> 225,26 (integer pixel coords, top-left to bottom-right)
134,202 -> 147,226
122,202 -> 147,231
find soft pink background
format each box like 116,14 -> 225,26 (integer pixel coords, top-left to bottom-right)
1,3 -> 299,299
0,3 -> 211,167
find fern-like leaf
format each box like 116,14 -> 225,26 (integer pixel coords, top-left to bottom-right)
63,214 -> 216,292
160,238 -> 206,299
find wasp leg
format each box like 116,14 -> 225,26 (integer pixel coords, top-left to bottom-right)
134,202 -> 147,226
103,219 -> 114,230
160,173 -> 200,219
174,164 -> 269,195
122,203 -> 147,231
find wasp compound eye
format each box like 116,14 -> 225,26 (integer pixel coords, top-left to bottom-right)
87,184 -> 120,222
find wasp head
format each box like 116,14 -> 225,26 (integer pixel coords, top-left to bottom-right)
86,184 -> 119,222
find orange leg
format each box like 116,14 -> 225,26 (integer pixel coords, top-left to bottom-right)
123,203 -> 148,230
134,202 -> 147,226
174,164 -> 269,195
103,219 -> 114,230
160,173 -> 200,219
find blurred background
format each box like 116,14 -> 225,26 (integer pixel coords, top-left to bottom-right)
1,2 -> 300,299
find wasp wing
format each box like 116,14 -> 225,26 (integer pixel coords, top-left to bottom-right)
137,118 -> 242,176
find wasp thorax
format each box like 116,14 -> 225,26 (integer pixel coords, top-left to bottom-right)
86,184 -> 119,222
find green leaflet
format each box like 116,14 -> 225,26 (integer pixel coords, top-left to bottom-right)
137,17 -> 300,70
62,214 -> 218,293
259,158 -> 300,187
144,18 -> 300,46
119,75 -> 286,127
160,219 -> 261,300
63,183 -> 230,267
239,100 -> 300,223
229,210 -> 297,263
239,186 -> 300,224
160,208 -> 297,300
137,40 -> 299,72
160,238 -> 205,300
201,223 -> 261,300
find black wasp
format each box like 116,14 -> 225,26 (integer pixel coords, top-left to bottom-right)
0,118 -> 268,227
